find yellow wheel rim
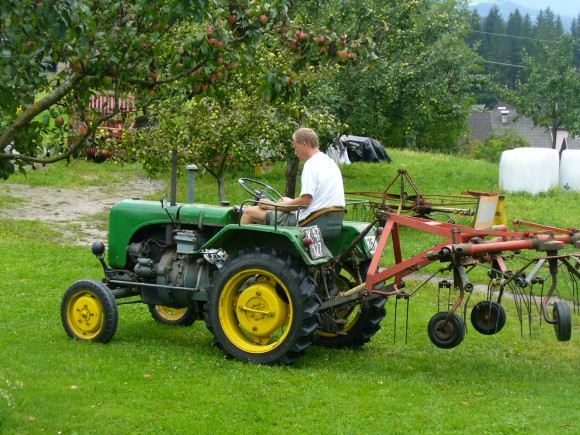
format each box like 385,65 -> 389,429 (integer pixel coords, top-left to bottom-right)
218,268 -> 292,353
316,268 -> 361,338
65,290 -> 104,339
154,306 -> 189,321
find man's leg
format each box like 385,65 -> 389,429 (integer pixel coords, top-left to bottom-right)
240,205 -> 268,224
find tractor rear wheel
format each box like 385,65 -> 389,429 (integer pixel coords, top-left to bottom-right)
148,305 -> 197,326
61,279 -> 118,343
315,261 -> 387,349
205,248 -> 320,365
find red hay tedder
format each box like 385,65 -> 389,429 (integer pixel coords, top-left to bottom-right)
345,170 -> 579,348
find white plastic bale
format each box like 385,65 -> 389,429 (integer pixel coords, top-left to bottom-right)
499,148 -> 559,194
560,149 -> 580,191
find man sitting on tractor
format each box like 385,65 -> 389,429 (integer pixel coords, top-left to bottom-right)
241,127 -> 345,226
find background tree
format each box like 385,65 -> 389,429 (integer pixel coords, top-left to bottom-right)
461,128 -> 531,163
571,13 -> 580,68
469,6 -> 572,98
119,32 -> 348,201
0,0 -> 350,180
512,36 -> 580,148
480,5 -> 510,85
124,93 -> 275,202
505,10 -> 526,88
534,8 -> 565,40
300,0 -> 484,151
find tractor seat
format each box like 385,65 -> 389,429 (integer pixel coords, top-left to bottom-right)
298,206 -> 346,240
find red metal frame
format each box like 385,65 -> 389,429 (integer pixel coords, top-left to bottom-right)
365,212 -> 580,293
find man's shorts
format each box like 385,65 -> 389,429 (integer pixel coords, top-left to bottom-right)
265,210 -> 298,226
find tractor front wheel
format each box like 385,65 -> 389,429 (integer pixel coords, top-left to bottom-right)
205,248 -> 320,365
61,279 -> 118,343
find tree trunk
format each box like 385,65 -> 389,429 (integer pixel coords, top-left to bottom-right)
0,73 -> 83,151
551,122 -> 559,150
285,155 -> 299,198
217,172 -> 227,203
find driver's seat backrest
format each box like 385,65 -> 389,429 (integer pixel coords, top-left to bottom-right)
298,206 -> 346,240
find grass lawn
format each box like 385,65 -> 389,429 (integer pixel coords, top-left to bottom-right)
0,153 -> 578,434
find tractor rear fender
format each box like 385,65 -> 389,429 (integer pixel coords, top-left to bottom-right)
324,221 -> 379,261
203,221 -> 377,266
202,224 -> 334,266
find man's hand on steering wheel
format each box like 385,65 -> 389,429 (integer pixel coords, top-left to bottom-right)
238,178 -> 283,202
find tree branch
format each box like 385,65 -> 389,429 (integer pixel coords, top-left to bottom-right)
0,73 -> 84,150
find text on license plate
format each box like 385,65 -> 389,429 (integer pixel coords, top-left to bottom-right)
302,226 -> 325,259
364,235 -> 377,255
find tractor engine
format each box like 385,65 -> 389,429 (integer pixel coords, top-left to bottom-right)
127,229 -> 212,307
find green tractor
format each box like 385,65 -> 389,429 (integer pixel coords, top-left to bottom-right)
61,176 -> 386,364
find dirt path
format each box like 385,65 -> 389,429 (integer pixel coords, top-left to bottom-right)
1,178 -> 166,246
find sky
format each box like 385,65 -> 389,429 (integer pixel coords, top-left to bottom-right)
469,1 -> 579,17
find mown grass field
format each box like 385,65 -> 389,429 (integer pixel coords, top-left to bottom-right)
1,150 -> 579,434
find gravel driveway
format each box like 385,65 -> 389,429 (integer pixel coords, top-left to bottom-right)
1,178 -> 165,246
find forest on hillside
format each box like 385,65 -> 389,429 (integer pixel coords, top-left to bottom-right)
468,6 -> 580,94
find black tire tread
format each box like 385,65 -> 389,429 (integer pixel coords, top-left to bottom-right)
470,300 -> 507,335
315,261 -> 387,349
553,301 -> 572,342
427,311 -> 465,349
205,247 -> 319,365
61,279 -> 119,343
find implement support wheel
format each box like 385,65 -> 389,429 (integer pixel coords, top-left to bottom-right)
427,311 -> 465,349
471,300 -> 506,335
553,301 -> 572,342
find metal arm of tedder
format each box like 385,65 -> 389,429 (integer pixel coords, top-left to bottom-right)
361,212 -> 580,294
338,212 -> 580,298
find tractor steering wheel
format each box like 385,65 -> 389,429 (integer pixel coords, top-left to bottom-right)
238,178 -> 284,202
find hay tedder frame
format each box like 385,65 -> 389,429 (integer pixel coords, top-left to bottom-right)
343,170 -> 578,347
346,169 -> 506,229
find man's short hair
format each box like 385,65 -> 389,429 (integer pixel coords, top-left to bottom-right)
293,128 -> 319,149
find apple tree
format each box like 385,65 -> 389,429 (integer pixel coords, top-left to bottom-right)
297,0 -> 486,151
120,37 -> 347,202
0,0 -> 327,179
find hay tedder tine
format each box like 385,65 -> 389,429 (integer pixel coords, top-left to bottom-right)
560,257 -> 580,313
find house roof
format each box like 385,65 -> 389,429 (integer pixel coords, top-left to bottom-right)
468,103 -> 553,148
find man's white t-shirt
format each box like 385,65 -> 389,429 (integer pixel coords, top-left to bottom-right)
298,151 -> 345,221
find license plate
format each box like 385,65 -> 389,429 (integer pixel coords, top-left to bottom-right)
364,235 -> 377,255
302,226 -> 325,260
